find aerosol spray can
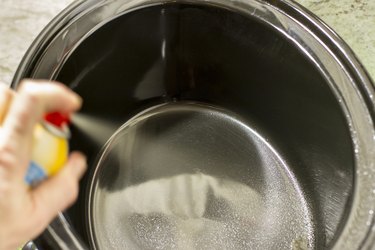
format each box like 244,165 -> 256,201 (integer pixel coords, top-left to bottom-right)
25,112 -> 71,186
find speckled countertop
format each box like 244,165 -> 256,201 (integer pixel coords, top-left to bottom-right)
0,0 -> 374,84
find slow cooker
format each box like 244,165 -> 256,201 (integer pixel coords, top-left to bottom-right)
14,0 -> 375,249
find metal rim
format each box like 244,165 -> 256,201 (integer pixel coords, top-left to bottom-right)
12,0 -> 375,249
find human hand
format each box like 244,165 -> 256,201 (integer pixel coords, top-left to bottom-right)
0,80 -> 87,250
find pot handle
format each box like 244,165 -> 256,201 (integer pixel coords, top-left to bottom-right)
22,212 -> 88,250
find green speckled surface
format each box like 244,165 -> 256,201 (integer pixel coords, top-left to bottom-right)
295,0 -> 375,81
0,0 -> 374,83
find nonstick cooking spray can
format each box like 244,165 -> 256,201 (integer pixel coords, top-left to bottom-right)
25,112 -> 71,186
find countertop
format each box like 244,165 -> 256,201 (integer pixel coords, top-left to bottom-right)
0,0 -> 374,84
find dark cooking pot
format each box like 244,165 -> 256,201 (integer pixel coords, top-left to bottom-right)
13,0 -> 375,249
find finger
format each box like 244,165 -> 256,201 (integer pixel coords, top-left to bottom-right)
17,79 -> 82,113
0,83 -> 14,124
29,152 -> 87,226
1,80 -> 82,154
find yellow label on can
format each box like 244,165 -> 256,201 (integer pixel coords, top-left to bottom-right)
31,124 -> 68,176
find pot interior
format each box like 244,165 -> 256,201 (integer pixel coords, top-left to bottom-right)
51,2 -> 354,249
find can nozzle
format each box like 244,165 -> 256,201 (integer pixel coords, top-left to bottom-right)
44,112 -> 71,128
42,112 -> 71,138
